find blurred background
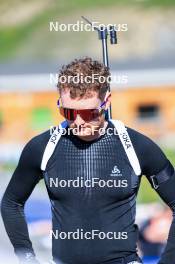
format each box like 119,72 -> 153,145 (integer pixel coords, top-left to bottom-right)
0,0 -> 175,263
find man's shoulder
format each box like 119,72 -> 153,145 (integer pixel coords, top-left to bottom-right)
30,129 -> 51,145
18,129 -> 51,170
125,125 -> 168,175
125,125 -> 153,145
23,129 -> 51,155
125,125 -> 160,157
109,120 -> 152,146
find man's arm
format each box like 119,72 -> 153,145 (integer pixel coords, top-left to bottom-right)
128,127 -> 175,264
1,131 -> 50,263
150,166 -> 175,264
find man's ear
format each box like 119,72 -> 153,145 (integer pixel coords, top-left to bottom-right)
104,91 -> 111,110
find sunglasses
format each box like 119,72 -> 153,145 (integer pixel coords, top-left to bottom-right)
57,94 -> 111,122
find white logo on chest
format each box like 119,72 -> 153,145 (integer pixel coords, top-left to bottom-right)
110,166 -> 122,177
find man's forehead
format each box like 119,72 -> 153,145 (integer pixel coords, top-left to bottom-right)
60,90 -> 102,108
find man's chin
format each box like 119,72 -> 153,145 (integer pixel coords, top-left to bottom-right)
73,130 -> 93,137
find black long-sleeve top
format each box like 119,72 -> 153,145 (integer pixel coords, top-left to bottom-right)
1,120 -> 175,264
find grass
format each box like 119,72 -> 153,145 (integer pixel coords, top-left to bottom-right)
163,148 -> 175,165
0,0 -> 175,60
0,0 -> 118,60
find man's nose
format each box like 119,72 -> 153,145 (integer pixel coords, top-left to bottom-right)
74,114 -> 85,126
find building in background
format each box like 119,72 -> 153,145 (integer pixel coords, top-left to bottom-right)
1,68 -> 175,152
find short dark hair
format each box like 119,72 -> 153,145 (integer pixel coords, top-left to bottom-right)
57,57 -> 110,100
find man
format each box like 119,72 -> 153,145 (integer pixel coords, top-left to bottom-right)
1,57 -> 175,264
